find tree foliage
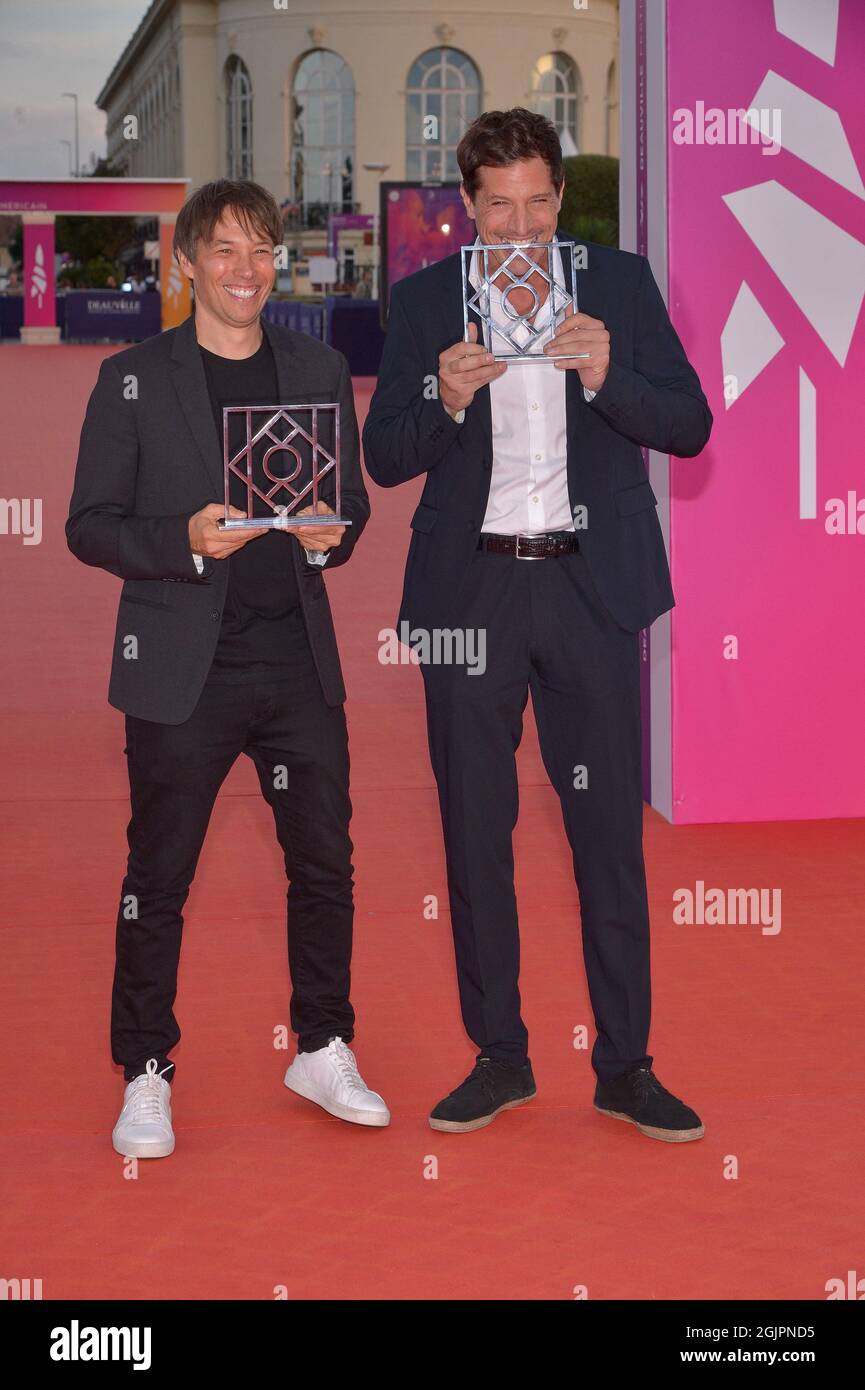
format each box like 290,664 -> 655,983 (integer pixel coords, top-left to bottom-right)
559,155 -> 619,246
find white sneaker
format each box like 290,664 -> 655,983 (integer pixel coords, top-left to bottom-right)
112,1058 -> 175,1158
284,1037 -> 390,1127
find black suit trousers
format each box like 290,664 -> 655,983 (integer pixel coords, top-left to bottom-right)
421,547 -> 653,1084
111,618 -> 355,1081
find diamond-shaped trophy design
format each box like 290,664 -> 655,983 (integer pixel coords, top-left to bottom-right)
461,239 -> 590,364
217,403 -> 351,530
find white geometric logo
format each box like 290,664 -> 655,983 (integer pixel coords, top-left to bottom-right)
744,71 -> 864,199
720,0 -> 865,521
723,181 -> 865,368
773,0 -> 839,65
29,243 -> 47,309
720,281 -> 785,402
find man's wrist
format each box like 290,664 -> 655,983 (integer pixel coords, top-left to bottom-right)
582,367 -> 611,403
442,401 -> 465,424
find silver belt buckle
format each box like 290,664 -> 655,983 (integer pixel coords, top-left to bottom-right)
515,533 -> 542,560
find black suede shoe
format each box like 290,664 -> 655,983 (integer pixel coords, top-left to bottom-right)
429,1057 -> 537,1132
594,1064 -> 704,1142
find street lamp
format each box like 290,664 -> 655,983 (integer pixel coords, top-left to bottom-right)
61,92 -> 80,176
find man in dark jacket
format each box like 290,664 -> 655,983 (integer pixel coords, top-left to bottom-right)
363,109 -> 712,1141
68,179 -> 388,1157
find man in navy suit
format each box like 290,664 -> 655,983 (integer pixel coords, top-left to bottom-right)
363,108 -> 712,1140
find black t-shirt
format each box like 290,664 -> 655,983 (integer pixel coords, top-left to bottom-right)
200,335 -> 307,683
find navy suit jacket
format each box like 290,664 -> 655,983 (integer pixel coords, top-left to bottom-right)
362,231 -> 711,634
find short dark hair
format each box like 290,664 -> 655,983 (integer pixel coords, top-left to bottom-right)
457,107 -> 564,202
173,178 -> 283,262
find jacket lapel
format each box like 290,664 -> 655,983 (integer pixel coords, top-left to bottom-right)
448,245 -> 492,457
553,229 -> 592,489
556,230 -> 587,457
169,311 -> 324,503
169,314 -> 225,498
261,314 -> 319,404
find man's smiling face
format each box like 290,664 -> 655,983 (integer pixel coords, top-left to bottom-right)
460,155 -> 564,272
176,210 -> 276,329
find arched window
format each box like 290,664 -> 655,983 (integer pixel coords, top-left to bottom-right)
406,47 -> 480,181
529,51 -> 581,155
291,50 -> 355,226
226,55 -> 253,179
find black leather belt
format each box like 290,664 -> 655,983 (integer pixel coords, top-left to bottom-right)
477,530 -> 580,559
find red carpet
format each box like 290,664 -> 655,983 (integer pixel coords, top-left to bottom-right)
0,344 -> 862,1300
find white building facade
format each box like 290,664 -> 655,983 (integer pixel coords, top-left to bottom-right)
98,0 -> 619,248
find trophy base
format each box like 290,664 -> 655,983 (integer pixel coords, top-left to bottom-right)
492,351 -> 593,364
218,516 -> 353,530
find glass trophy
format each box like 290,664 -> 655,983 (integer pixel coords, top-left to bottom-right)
216,403 -> 351,530
460,239 -> 590,364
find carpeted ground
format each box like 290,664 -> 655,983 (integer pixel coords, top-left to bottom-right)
0,344 -> 861,1300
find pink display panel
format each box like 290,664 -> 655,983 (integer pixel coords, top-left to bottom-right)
22,222 -> 55,330
664,0 -> 865,821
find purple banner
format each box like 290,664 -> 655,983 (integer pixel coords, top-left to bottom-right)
63,290 -> 161,341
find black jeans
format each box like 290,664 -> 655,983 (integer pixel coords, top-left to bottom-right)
111,634 -> 355,1082
421,548 -> 653,1086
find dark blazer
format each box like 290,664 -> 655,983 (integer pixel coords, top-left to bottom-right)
67,314 -> 369,724
362,231 -> 711,635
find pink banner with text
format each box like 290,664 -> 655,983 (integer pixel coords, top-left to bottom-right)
664,0 -> 865,821
0,179 -> 187,217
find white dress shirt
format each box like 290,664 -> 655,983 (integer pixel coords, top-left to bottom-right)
460,237 -> 595,535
